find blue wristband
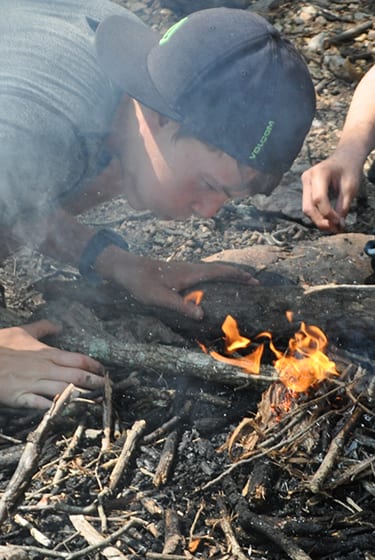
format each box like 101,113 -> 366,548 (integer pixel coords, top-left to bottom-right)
78,229 -> 129,284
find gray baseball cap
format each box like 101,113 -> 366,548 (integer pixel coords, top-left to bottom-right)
96,8 -> 315,174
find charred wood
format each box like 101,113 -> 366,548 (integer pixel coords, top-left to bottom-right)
153,430 -> 179,488
162,507 -> 182,555
222,478 -> 313,560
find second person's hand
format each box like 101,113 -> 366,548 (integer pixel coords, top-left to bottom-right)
301,151 -> 362,232
0,320 -> 105,409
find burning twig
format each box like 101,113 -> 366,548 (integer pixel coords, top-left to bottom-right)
0,384 -> 76,526
59,332 -> 276,388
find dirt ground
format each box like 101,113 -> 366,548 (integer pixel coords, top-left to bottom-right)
0,1 -> 374,559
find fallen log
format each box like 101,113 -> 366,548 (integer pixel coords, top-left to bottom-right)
34,281 -> 375,362
26,233 -> 375,355
56,327 -> 277,389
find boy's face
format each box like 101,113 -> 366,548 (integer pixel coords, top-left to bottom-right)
124,122 -> 266,220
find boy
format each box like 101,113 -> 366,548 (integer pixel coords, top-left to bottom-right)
0,1 -> 315,408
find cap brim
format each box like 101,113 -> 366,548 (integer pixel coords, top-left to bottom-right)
95,15 -> 180,119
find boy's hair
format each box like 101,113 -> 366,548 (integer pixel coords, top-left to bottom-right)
96,8 -> 315,175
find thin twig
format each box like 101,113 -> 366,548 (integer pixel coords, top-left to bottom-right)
307,406 -> 363,493
217,496 -> 248,560
162,508 -> 182,555
101,371 -> 113,453
0,385 -> 76,526
14,513 -> 52,547
199,410 -> 336,492
108,419 -> 146,492
52,423 -> 85,491
69,514 -> 128,559
153,430 -> 179,487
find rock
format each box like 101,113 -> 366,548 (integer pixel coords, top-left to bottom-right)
306,32 -> 327,52
203,233 -> 375,286
324,54 -> 363,82
297,5 -> 318,23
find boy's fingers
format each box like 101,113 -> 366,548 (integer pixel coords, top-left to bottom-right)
42,364 -> 105,388
188,263 -> 259,286
14,392 -> 54,410
156,289 -> 204,320
49,349 -> 105,375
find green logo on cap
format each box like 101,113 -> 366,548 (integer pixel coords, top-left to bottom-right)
249,120 -> 275,161
160,17 -> 188,45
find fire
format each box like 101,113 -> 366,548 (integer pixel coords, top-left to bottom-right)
221,314 -> 251,353
204,312 -> 338,392
186,289 -> 338,393
184,290 -> 204,305
210,345 -> 264,375
269,321 -> 338,392
202,314 -> 265,375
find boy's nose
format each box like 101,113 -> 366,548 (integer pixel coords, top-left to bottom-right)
192,194 -> 228,219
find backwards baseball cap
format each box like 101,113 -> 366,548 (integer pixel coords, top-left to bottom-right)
95,8 -> 315,175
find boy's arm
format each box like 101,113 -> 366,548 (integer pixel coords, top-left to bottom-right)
12,205 -> 257,320
302,65 -> 375,231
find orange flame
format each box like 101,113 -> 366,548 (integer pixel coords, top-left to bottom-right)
201,313 -> 338,392
203,314 -> 264,375
221,315 -> 251,353
210,345 -> 264,375
269,322 -> 338,392
184,290 -> 204,305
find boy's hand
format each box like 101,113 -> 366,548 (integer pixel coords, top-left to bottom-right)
301,152 -> 362,232
97,248 -> 258,320
0,320 -> 104,409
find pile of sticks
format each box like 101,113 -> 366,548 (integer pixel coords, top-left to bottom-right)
0,351 -> 373,560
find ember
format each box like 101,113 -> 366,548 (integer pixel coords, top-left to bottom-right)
183,289 -> 204,305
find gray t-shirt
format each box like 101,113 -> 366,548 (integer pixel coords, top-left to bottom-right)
0,0 -> 137,226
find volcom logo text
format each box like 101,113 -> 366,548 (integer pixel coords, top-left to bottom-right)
249,120 -> 275,160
